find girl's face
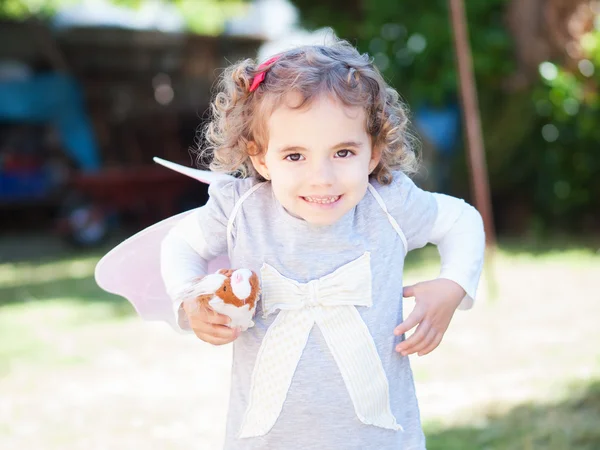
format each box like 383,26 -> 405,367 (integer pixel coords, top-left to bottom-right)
250,93 -> 380,226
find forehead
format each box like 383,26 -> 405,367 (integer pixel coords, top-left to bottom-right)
265,93 -> 368,149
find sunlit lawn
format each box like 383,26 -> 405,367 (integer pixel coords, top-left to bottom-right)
1,234 -> 599,449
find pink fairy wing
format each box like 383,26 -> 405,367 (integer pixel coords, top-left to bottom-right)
94,158 -> 233,329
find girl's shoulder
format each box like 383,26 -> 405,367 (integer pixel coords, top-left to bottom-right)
368,169 -> 437,218
207,176 -> 268,215
369,170 -> 415,202
368,170 -> 438,251
208,175 -> 260,198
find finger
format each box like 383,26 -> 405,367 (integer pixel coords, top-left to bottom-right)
207,323 -> 239,340
187,310 -> 233,332
403,285 -> 416,298
195,324 -> 239,342
418,333 -> 444,356
183,299 -> 208,317
185,302 -> 231,326
197,332 -> 237,346
394,307 -> 425,336
203,310 -> 232,326
396,321 -> 430,354
409,327 -> 438,356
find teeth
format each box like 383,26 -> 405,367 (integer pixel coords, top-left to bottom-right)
304,196 -> 340,204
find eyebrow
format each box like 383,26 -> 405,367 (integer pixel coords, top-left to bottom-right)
277,141 -> 364,153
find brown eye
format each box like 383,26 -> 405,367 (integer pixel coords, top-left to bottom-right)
223,286 -> 227,292
285,153 -> 304,162
336,149 -> 353,158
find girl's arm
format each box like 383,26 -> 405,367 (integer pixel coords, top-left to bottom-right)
387,172 -> 485,307
387,173 -> 485,356
161,222 -> 210,332
161,228 -> 239,344
428,193 -> 485,310
160,179 -> 236,332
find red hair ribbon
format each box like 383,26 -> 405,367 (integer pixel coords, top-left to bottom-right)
249,55 -> 281,92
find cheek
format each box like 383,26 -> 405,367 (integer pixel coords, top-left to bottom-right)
267,161 -> 300,193
271,176 -> 298,201
344,159 -> 372,184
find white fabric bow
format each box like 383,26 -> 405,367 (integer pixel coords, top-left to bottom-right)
238,252 -> 402,438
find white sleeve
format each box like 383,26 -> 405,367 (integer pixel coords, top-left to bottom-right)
161,222 -> 210,332
428,193 -> 486,310
160,179 -> 235,331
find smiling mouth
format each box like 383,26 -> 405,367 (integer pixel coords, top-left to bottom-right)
301,195 -> 342,204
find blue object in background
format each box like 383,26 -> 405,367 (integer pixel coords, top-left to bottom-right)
414,103 -> 461,193
414,103 -> 460,156
0,167 -> 51,200
0,73 -> 100,172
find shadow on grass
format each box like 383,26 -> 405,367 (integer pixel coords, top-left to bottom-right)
406,237 -> 600,265
488,236 -> 599,258
0,232 -> 130,265
3,232 -> 598,266
2,232 -> 598,317
0,274 -> 135,318
425,380 -> 600,450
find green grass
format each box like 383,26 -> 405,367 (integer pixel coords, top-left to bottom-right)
425,380 -> 600,450
1,235 -> 599,449
0,298 -> 133,375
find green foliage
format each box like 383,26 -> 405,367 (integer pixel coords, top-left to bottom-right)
0,0 -> 158,18
294,0 -> 600,233
0,0 -> 247,35
524,29 -> 600,229
174,0 -> 247,35
0,0 -> 78,18
296,0 -> 513,106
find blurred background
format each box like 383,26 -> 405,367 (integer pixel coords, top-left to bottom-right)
0,0 -> 598,449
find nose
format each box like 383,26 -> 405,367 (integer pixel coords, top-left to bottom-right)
310,158 -> 335,187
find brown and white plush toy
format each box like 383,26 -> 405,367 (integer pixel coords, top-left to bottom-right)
182,269 -> 260,331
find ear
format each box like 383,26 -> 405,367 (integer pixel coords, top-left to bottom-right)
369,145 -> 382,174
248,141 -> 270,179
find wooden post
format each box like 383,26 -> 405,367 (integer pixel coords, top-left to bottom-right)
448,0 -> 496,246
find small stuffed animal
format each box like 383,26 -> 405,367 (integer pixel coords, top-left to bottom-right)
182,268 -> 260,331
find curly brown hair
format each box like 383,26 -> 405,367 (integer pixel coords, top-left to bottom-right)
197,39 -> 419,185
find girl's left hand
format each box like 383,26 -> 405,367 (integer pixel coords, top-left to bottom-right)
394,279 -> 465,357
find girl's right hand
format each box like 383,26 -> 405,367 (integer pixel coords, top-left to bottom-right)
182,301 -> 240,345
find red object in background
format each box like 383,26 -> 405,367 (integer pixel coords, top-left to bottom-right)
2,153 -> 43,172
69,163 -> 200,223
55,162 -> 204,247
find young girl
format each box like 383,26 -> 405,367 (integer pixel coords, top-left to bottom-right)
160,39 -> 485,450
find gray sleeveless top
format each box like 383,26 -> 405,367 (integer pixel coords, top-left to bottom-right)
190,171 -> 437,450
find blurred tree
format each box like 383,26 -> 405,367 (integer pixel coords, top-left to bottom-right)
0,0 -> 247,36
293,0 -> 600,234
506,0 -> 594,89
0,0 -> 76,17
0,0 -> 150,17
172,0 -> 247,35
